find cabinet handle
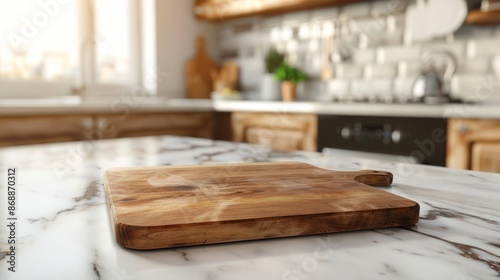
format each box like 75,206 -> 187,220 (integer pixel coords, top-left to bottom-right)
457,124 -> 469,134
96,117 -> 110,131
80,117 -> 93,130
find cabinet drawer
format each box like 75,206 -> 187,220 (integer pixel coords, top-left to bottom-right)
245,127 -> 304,151
231,112 -> 317,151
95,112 -> 213,139
447,118 -> 500,173
0,115 -> 90,147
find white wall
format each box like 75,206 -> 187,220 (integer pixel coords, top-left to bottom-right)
155,0 -> 219,98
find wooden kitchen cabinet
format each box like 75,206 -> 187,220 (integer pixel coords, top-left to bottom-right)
447,118 -> 500,173
466,9 -> 500,25
0,115 -> 91,147
231,112 -> 317,151
194,0 -> 364,21
0,112 -> 214,147
95,112 -> 213,139
471,142 -> 500,173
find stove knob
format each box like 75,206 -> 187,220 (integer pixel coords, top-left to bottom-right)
341,127 -> 352,139
391,130 -> 402,143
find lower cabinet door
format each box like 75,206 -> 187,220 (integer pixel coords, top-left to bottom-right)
231,112 -> 317,152
95,112 -> 213,140
0,115 -> 90,147
245,127 -> 304,151
472,142 -> 500,173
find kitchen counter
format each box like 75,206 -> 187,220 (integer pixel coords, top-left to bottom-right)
213,100 -> 500,119
2,97 -> 500,119
0,136 -> 499,279
0,98 -> 213,115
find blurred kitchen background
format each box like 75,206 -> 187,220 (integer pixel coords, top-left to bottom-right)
1,0 -> 500,173
215,0 -> 500,103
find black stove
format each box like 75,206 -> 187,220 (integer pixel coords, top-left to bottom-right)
331,95 -> 471,105
318,115 -> 448,166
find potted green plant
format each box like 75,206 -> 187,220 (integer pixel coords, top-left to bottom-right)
261,48 -> 285,100
273,63 -> 306,101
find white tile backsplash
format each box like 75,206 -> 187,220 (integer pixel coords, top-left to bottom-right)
349,80 -> 369,98
261,16 -> 282,28
283,10 -> 311,25
397,61 -> 421,78
218,1 -> 500,101
468,38 -> 500,58
365,64 -> 397,79
456,58 -> 492,75
233,32 -> 261,48
368,29 -> 404,47
371,0 -> 394,14
377,45 -> 420,64
340,2 -> 371,18
421,41 -> 466,60
393,78 -> 416,97
352,49 -> 376,65
370,79 -> 393,94
310,6 -> 339,21
451,74 -> 500,102
336,64 -> 364,79
353,17 -> 387,35
327,80 -> 350,96
350,79 -> 392,98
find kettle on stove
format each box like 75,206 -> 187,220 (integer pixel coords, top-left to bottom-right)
412,51 -> 457,104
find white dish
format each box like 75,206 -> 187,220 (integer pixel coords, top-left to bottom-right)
406,0 -> 467,42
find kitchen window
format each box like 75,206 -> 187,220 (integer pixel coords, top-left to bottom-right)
0,0 -> 156,98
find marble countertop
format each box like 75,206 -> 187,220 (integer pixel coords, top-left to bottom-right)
2,97 -> 500,119
0,136 -> 499,280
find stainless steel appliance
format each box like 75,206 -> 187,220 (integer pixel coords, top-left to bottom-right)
411,51 -> 457,104
318,115 -> 448,166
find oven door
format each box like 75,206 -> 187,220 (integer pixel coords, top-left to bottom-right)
318,115 -> 447,166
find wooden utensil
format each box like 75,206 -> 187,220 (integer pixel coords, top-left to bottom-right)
185,36 -> 218,99
210,61 -> 238,91
103,162 -> 419,250
320,35 -> 333,81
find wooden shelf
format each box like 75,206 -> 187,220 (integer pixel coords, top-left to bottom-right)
194,0 -> 364,21
465,9 -> 500,25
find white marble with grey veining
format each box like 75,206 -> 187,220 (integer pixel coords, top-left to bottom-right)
0,136 -> 499,280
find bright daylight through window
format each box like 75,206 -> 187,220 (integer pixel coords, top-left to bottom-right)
0,0 -> 154,98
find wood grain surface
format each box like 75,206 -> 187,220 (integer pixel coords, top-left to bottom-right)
447,118 -> 500,172
211,62 -> 238,91
103,162 -> 419,250
231,112 -> 317,152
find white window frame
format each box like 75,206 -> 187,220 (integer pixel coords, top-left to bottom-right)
0,0 -> 157,98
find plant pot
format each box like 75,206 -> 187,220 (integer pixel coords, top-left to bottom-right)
260,74 -> 280,101
281,81 -> 297,101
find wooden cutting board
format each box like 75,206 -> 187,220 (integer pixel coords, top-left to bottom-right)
185,36 -> 218,99
103,162 -> 419,250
